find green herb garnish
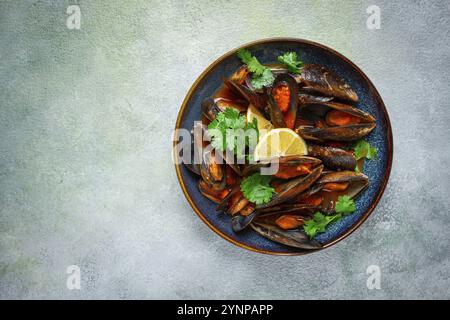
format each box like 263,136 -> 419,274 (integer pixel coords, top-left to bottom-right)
207,108 -> 259,158
277,51 -> 303,74
240,173 -> 275,205
353,139 -> 378,160
303,212 -> 342,239
335,195 -> 356,215
237,49 -> 274,89
303,196 -> 356,238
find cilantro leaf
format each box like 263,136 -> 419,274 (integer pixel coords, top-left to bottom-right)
240,173 -> 275,205
303,212 -> 342,238
277,51 -> 304,74
353,140 -> 378,160
207,108 -> 259,159
237,49 -> 274,89
335,195 -> 356,215
251,68 -> 275,90
237,49 -> 265,75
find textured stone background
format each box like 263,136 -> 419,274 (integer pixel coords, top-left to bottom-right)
1,0 -> 449,299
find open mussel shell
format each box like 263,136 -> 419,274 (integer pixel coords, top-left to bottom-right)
317,170 -> 369,199
223,78 -> 267,111
242,155 -> 321,177
307,144 -> 356,171
198,179 -> 230,204
200,149 -> 227,191
201,97 -> 247,121
250,222 -> 322,250
232,210 -> 258,232
257,164 -> 324,209
297,64 -> 359,103
297,101 -> 376,142
298,123 -> 376,142
267,74 -> 299,129
229,65 -> 249,84
232,203 -> 319,233
302,101 -> 375,122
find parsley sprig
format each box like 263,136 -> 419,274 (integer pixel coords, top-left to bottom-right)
240,173 -> 275,205
277,51 -> 303,74
303,212 -> 342,239
335,195 -> 356,214
237,49 -> 274,89
207,108 -> 259,159
353,140 -> 377,160
303,196 -> 356,238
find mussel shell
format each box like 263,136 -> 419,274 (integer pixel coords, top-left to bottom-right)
268,74 -> 299,129
257,165 -> 324,209
201,97 -> 247,121
232,210 -> 258,232
250,222 -> 322,250
317,170 -> 369,199
298,93 -> 334,104
229,65 -> 249,84
300,100 -> 375,124
223,78 -> 267,111
200,149 -> 227,191
267,94 -> 286,128
216,184 -> 239,212
227,193 -> 249,215
198,180 -> 225,204
298,123 -> 376,142
257,203 -> 319,217
307,144 -> 356,171
242,155 -> 322,176
182,124 -> 205,175
215,151 -> 242,176
298,64 -> 358,103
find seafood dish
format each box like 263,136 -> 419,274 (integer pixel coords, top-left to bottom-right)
181,48 -> 379,250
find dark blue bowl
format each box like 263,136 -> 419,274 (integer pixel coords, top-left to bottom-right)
174,38 -> 393,255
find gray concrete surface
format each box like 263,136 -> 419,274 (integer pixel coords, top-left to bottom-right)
0,0 -> 449,299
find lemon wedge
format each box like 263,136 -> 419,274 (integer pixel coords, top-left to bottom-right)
246,104 -> 273,138
253,128 -> 308,162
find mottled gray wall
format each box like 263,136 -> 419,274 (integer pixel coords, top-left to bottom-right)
0,0 -> 449,299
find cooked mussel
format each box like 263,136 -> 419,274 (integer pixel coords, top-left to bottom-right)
232,202 -> 319,233
316,170 -> 369,199
258,164 -> 324,209
223,78 -> 268,111
250,222 -> 322,250
267,74 -> 299,129
298,93 -> 334,104
231,207 -> 257,232
198,179 -> 230,204
297,101 -> 376,141
297,64 -> 358,103
201,97 -> 246,121
307,144 -> 356,171
200,148 -> 227,191
243,155 -> 321,179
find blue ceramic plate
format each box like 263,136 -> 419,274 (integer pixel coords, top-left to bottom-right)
174,38 -> 393,255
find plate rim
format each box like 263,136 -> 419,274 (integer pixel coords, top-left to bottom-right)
173,37 -> 393,255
